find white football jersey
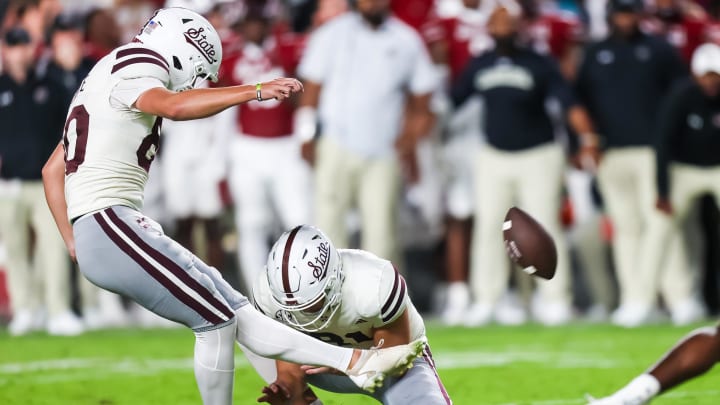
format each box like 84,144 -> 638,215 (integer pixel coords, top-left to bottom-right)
63,44 -> 170,220
253,249 -> 426,349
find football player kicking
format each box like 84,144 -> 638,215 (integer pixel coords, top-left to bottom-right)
41,8 -> 423,405
587,324 -> 720,404
245,225 -> 452,405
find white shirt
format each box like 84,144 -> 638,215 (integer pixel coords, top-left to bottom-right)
253,249 -> 426,349
298,13 -> 438,158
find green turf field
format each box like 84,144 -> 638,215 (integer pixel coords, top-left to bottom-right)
1,322 -> 718,404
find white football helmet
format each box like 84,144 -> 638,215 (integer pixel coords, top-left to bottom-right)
135,7 -> 222,91
265,225 -> 344,332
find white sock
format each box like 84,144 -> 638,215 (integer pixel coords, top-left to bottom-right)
234,305 -> 353,371
616,374 -> 661,402
194,319 -> 237,405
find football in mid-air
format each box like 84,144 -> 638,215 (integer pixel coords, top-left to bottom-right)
502,207 -> 557,280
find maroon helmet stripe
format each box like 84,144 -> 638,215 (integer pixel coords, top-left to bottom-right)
281,226 -> 303,299
382,276 -> 406,322
104,208 -> 235,321
111,57 -> 169,74
94,212 -> 226,325
381,269 -> 400,314
116,47 -> 169,68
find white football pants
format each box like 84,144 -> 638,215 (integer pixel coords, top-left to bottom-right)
597,147 -> 669,309
229,135 -> 312,292
635,163 -> 720,310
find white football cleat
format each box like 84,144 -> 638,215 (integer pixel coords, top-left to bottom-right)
8,309 -> 45,336
346,338 -> 425,393
533,301 -> 573,326
47,311 -> 85,336
441,282 -> 470,326
670,298 -> 707,326
463,303 -> 494,327
496,291 -> 528,326
611,304 -> 656,328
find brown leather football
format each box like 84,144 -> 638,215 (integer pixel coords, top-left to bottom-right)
502,207 -> 557,280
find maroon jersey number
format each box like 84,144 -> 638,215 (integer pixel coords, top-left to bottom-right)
63,107 -> 163,174
63,105 -> 90,175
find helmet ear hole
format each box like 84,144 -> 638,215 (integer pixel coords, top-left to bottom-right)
173,56 -> 183,70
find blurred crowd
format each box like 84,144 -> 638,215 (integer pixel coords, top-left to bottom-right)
2,0 -> 720,336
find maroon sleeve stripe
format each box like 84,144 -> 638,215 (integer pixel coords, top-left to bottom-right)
116,47 -> 169,68
381,269 -> 400,314
111,57 -> 170,74
382,277 -> 406,323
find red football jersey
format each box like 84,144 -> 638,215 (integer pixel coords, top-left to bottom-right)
642,16 -> 708,64
392,0 -> 435,32
526,12 -> 583,60
704,19 -> 720,48
218,32 -> 302,138
422,14 -> 492,82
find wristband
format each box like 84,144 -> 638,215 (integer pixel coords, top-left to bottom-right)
256,83 -> 262,101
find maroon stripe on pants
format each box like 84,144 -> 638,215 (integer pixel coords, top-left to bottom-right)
422,345 -> 452,404
94,212 -> 226,325
104,208 -> 235,321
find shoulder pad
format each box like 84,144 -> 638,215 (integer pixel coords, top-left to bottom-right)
342,250 -> 407,324
110,45 -> 170,85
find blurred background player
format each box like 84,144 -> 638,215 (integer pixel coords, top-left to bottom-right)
632,42 -> 720,326
575,0 -> 687,327
522,0 -> 616,320
422,0 -> 493,325
247,225 -> 451,405
219,1 -> 312,293
295,0 -> 437,269
39,11 -> 128,329
642,0 -> 709,64
451,3 -> 598,326
0,26 -> 83,336
158,0 -> 227,272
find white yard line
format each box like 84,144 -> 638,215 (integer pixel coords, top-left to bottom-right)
1,353 -> 719,404
0,350 -> 625,378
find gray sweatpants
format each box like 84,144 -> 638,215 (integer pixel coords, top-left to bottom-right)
74,206 -> 248,331
308,344 -> 451,404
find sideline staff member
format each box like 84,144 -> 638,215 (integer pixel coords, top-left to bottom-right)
451,3 -> 597,327
575,0 -> 687,327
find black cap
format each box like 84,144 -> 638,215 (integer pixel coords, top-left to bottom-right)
608,0 -> 644,13
3,27 -> 31,46
51,13 -> 84,33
